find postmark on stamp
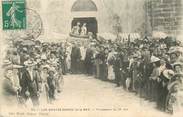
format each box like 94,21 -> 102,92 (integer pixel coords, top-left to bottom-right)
2,0 -> 26,30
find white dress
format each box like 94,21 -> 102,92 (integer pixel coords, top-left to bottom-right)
39,71 -> 49,105
54,70 -> 64,92
107,52 -> 115,80
66,46 -> 72,70
173,83 -> 183,116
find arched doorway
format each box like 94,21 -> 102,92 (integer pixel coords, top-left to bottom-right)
71,0 -> 98,37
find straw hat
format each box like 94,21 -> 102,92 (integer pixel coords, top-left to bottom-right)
2,60 -> 12,66
24,59 -> 37,67
42,64 -> 50,70
151,56 -> 160,63
3,60 -> 24,70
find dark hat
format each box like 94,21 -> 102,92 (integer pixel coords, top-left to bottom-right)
173,62 -> 183,68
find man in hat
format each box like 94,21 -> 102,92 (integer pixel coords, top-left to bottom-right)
94,46 -> 101,79
2,60 -> 24,106
85,45 -> 94,75
130,53 -> 141,92
173,62 -> 183,75
71,43 -> 81,74
170,52 -> 179,65
98,46 -> 105,80
58,45 -> 67,75
20,58 -> 40,106
113,50 -> 122,87
149,56 -> 160,101
141,46 -> 151,99
19,48 -> 29,65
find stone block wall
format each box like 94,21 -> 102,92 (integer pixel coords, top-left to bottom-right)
147,0 -> 183,35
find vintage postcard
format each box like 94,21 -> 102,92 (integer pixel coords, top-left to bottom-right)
0,0 -> 183,117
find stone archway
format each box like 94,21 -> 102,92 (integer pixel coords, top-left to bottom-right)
71,0 -> 97,12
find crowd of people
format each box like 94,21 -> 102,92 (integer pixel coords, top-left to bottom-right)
2,35 -> 183,115
2,40 -> 65,106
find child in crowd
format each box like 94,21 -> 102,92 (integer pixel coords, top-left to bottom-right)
47,69 -> 56,103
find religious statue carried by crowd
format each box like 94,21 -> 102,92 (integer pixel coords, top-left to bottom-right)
70,22 -> 89,38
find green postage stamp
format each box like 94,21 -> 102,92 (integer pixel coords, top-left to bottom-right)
2,0 -> 26,30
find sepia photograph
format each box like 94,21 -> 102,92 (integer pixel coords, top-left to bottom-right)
0,0 -> 183,117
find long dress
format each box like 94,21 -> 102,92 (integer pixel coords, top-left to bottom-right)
55,69 -> 64,92
95,52 -> 100,78
85,48 -> 94,75
174,86 -> 183,116
131,61 -> 141,92
157,70 -> 170,111
113,54 -> 122,86
66,46 -> 72,71
149,67 -> 159,101
71,46 -> 81,74
99,51 -> 107,80
80,46 -> 87,73
165,74 -> 183,114
107,52 -> 115,80
39,71 -> 49,104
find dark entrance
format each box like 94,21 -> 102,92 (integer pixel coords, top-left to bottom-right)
71,17 -> 98,37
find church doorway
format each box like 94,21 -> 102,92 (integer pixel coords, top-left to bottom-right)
71,17 -> 98,37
